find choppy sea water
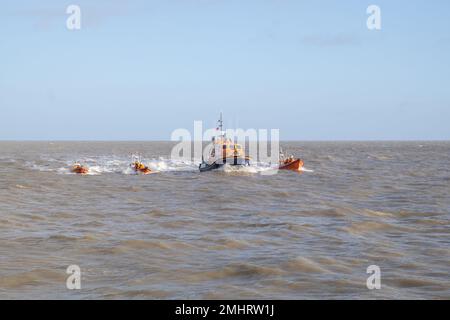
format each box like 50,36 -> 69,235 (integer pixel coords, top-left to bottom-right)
0,141 -> 449,299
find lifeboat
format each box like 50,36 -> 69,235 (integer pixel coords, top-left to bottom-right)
199,113 -> 251,172
279,158 -> 304,171
130,153 -> 157,175
278,148 -> 304,171
131,161 -> 154,175
71,163 -> 89,174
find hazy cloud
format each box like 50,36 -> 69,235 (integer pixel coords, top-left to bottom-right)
301,34 -> 361,47
6,1 -> 133,31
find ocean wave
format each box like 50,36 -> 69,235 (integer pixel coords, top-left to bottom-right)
26,156 -> 311,176
0,269 -> 66,289
27,156 -> 198,175
187,263 -> 285,282
283,257 -> 331,273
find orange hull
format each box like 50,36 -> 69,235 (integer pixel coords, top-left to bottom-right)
71,167 -> 89,174
134,167 -> 153,175
279,158 -> 304,171
139,168 -> 152,175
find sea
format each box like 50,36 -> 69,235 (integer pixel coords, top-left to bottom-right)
0,141 -> 449,299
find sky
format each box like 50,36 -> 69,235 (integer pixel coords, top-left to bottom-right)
1,0 -> 449,140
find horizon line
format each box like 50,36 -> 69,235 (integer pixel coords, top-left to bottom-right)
0,139 -> 449,142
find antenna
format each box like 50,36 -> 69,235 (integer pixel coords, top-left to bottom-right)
218,111 -> 223,132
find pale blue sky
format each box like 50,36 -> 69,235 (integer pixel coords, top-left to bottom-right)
1,0 -> 449,140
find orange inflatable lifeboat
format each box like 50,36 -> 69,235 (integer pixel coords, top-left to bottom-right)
131,161 -> 153,175
279,157 -> 304,171
71,163 -> 89,174
278,148 -> 304,171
